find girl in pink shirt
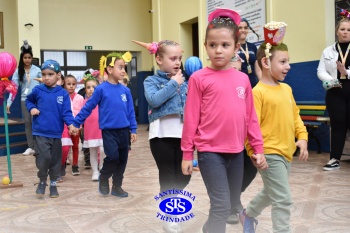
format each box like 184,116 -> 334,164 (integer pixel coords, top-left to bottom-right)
83,77 -> 105,181
60,75 -> 84,180
181,8 -> 268,233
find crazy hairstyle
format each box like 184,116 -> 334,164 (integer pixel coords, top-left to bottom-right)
205,17 -> 239,44
256,42 -> 288,69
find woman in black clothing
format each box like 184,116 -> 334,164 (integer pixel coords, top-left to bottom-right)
317,16 -> 350,171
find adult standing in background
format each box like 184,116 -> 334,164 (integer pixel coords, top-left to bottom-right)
237,18 -> 261,87
317,15 -> 350,171
6,40 -> 41,156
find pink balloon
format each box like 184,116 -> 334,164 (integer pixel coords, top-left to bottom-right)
0,52 -> 17,78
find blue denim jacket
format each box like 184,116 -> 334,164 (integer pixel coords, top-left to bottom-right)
144,70 -> 187,123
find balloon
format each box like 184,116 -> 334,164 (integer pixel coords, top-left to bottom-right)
0,52 -> 17,78
0,52 -> 18,104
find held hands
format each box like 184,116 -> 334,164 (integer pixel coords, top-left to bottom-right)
30,108 -> 40,116
181,160 -> 193,175
251,153 -> 268,170
295,139 -> 308,162
171,69 -> 184,85
68,125 -> 79,136
131,133 -> 137,143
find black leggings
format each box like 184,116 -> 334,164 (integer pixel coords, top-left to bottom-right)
326,81 -> 350,160
150,138 -> 191,192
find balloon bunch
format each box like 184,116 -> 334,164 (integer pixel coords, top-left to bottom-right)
0,52 -> 18,105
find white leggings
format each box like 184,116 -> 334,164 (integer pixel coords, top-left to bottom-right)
89,147 -> 105,174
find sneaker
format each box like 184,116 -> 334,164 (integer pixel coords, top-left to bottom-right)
84,160 -> 91,169
111,185 -> 128,197
323,158 -> 340,171
162,221 -> 183,233
227,214 -> 239,224
92,172 -> 99,181
98,175 -> 110,196
49,185 -> 59,198
239,209 -> 258,233
35,181 -> 47,197
23,148 -> 35,156
72,165 -> 80,175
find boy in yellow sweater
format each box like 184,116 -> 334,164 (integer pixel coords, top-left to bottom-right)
239,22 -> 309,233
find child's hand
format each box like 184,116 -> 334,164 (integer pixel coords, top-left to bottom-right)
30,108 -> 40,115
181,160 -> 193,175
296,139 -> 308,162
34,77 -> 43,83
131,133 -> 137,143
171,69 -> 184,85
251,153 -> 268,170
68,125 -> 78,136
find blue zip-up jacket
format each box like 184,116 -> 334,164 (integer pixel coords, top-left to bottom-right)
73,81 -> 137,133
26,85 -> 75,138
144,70 -> 187,123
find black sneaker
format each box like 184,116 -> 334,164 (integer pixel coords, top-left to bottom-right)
72,165 -> 80,175
49,186 -> 59,198
84,161 -> 91,169
111,186 -> 128,197
35,182 -> 47,197
99,175 -> 110,196
323,158 -> 340,171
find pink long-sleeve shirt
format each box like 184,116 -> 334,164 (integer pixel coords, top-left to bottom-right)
181,67 -> 264,160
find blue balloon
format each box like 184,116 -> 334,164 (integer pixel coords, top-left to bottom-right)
185,56 -> 202,77
193,159 -> 198,167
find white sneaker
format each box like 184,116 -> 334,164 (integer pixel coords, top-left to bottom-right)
162,221 -> 183,233
92,172 -> 99,181
23,148 -> 35,156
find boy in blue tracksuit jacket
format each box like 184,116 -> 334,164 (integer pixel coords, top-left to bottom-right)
26,60 -> 75,198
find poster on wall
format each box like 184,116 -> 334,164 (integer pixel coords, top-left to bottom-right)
207,0 -> 266,45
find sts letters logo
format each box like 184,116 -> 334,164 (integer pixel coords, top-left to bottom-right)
154,189 -> 195,223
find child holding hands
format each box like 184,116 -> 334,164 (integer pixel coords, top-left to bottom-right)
239,22 -> 308,233
181,9 -> 267,233
82,75 -> 105,181
26,60 -> 75,198
71,52 -> 137,197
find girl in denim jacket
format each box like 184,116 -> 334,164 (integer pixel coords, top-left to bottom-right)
133,39 -> 190,233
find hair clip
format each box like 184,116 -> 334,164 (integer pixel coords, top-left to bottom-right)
340,9 -> 350,18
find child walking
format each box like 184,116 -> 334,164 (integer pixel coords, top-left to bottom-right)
133,39 -> 190,233
26,60 -> 75,198
82,75 -> 105,181
71,52 -> 137,197
61,75 -> 84,177
239,22 -> 308,233
181,9 -> 268,233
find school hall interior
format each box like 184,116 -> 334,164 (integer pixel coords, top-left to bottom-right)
1,0 -> 350,232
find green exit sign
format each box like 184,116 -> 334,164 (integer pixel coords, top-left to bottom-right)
85,46 -> 93,50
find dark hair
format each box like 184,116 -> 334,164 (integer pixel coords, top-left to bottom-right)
241,18 -> 260,41
205,17 -> 239,44
59,74 -> 65,87
256,42 -> 288,69
18,51 -> 33,83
